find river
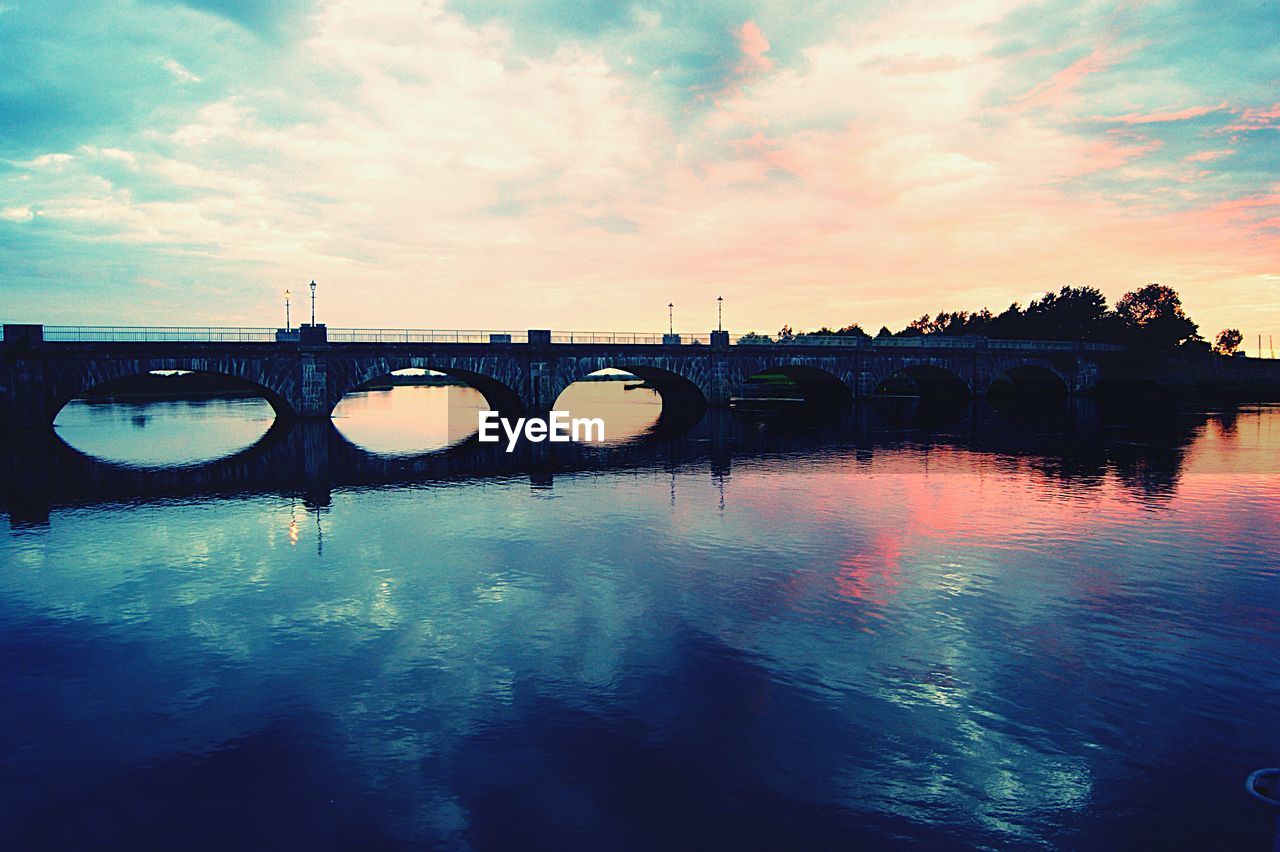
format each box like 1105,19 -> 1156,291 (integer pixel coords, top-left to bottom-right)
2,383 -> 1278,848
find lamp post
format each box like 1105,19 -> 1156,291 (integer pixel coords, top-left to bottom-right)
285,289 -> 291,331
668,302 -> 673,335
309,280 -> 317,326
717,295 -> 723,331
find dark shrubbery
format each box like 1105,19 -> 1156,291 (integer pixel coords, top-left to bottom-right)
776,283 -> 1207,350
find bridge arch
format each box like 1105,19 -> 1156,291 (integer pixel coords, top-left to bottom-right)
46,357 -> 296,425
548,357 -> 709,425
870,363 -> 972,400
327,355 -> 525,417
987,363 -> 1070,402
739,363 -> 854,409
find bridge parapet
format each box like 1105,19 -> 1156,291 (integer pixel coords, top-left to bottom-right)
2,324 -> 43,345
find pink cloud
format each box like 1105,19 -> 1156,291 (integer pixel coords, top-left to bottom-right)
1040,132 -> 1162,178
1222,103 -> 1280,132
1196,191 -> 1280,219
1096,101 -> 1228,124
735,21 -> 773,74
1185,149 -> 1235,163
1012,47 -> 1116,111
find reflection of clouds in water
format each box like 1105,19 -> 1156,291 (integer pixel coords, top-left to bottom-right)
332,385 -> 487,456
4,409 -> 1280,845
552,379 -> 662,444
54,397 -> 274,467
332,381 -> 665,457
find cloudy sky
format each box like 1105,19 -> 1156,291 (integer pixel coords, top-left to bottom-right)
2,0 -> 1277,339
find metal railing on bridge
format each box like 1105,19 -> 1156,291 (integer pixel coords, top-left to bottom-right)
327,328 -> 530,344
43,326 -> 277,343
550,331 -> 714,345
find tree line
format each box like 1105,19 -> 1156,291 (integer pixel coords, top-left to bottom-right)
744,284 -> 1245,354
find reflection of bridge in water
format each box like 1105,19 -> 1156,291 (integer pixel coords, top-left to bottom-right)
2,324 -> 1122,426
2,399 -> 1227,527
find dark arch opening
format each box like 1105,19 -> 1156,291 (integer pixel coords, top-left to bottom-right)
552,363 -> 711,432
988,365 -> 1069,409
54,369 -> 292,423
332,362 -> 526,414
549,365 -> 707,433
52,369 -> 283,468
438,368 -> 525,417
620,365 -> 707,430
735,366 -> 853,415
337,365 -> 524,418
872,365 -> 972,401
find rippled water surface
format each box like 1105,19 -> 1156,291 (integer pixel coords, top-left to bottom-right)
4,387 -> 1280,849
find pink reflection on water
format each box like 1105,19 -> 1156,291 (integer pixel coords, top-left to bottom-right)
722,406 -> 1280,641
834,532 -> 904,620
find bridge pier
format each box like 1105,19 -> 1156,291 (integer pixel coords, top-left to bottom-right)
297,354 -> 330,418
2,363 -> 54,427
1,325 -> 45,427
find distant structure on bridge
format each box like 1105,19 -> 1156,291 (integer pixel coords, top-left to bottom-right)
1,322 -> 1119,426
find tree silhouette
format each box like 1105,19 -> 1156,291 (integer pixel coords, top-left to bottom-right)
1214,328 -> 1243,355
1024,286 -> 1109,340
898,314 -> 932,337
1115,284 -> 1200,348
769,282 -> 1215,350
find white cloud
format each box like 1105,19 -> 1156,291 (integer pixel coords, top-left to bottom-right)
1,206 -> 35,222
79,146 -> 138,167
20,153 -> 74,171
162,58 -> 202,83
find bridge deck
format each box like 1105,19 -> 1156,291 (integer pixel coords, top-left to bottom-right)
1,324 -> 1123,352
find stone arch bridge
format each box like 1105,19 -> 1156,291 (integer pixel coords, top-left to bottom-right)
0,325 -> 1114,426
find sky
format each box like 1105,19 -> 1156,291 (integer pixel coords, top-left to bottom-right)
1,0 -> 1277,340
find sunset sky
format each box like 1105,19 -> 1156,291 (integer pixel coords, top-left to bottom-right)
2,0 -> 1277,341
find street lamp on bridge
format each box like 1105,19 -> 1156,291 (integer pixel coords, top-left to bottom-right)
309,280 -> 317,326
717,295 -> 723,332
668,302 -> 673,335
285,290 -> 291,331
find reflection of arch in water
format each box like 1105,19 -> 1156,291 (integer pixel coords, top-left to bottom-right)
51,365 -> 293,424
332,368 -> 489,456
7,401 -> 1231,525
987,364 -> 1069,403
871,364 -> 972,400
49,411 -> 294,477
741,365 -> 854,409
868,395 -> 969,430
